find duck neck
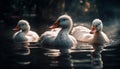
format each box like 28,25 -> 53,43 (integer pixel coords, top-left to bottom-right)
59,28 -> 70,35
95,30 -> 101,34
59,24 -> 72,35
96,29 -> 102,33
94,31 -> 103,38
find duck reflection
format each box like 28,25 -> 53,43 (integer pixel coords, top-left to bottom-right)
13,42 -> 31,65
13,42 -> 30,55
49,53 -> 73,69
43,49 -> 61,57
91,45 -> 104,69
42,48 -> 73,68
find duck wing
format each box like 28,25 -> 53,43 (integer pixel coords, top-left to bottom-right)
72,26 -> 93,42
39,29 -> 60,48
13,32 -> 27,42
26,31 -> 40,42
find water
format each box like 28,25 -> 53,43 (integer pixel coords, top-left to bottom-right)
0,38 -> 120,69
0,22 -> 120,69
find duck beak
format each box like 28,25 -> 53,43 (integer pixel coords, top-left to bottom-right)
12,25 -> 20,31
49,21 -> 59,30
90,26 -> 96,34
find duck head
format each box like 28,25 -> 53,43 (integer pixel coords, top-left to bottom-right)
49,15 -> 73,32
13,20 -> 30,32
90,19 -> 103,34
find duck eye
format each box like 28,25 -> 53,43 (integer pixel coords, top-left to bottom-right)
19,23 -> 26,27
63,19 -> 66,21
96,23 -> 100,27
61,19 -> 66,21
21,24 -> 24,26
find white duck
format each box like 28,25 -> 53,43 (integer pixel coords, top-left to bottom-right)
90,19 -> 110,45
13,20 -> 40,43
72,19 -> 110,45
39,15 -> 77,53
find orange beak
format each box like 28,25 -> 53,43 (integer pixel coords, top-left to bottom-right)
49,21 -> 59,30
90,26 -> 96,34
12,25 -> 20,31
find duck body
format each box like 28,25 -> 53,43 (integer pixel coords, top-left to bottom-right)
90,19 -> 109,45
72,26 -> 93,42
39,31 -> 56,47
39,15 -> 77,52
13,31 -> 40,42
72,19 -> 109,45
13,20 -> 40,43
39,28 -> 61,47
13,31 -> 27,42
91,31 -> 109,45
54,28 -> 77,49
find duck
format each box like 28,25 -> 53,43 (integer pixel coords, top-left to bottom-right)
90,19 -> 110,45
72,19 -> 110,45
12,20 -> 40,43
39,15 -> 78,53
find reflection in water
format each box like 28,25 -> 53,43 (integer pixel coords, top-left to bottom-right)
13,42 -> 31,65
91,52 -> 103,69
56,54 -> 73,69
70,42 -> 93,69
28,47 -> 73,69
91,45 -> 104,69
6,39 -> 119,69
46,53 -> 73,69
43,49 -> 60,57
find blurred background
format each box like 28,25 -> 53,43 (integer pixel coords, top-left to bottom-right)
0,0 -> 120,69
0,0 -> 120,40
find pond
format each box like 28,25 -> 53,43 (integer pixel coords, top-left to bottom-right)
0,23 -> 120,69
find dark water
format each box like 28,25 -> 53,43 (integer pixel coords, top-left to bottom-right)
0,21 -> 120,69
0,37 -> 120,69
